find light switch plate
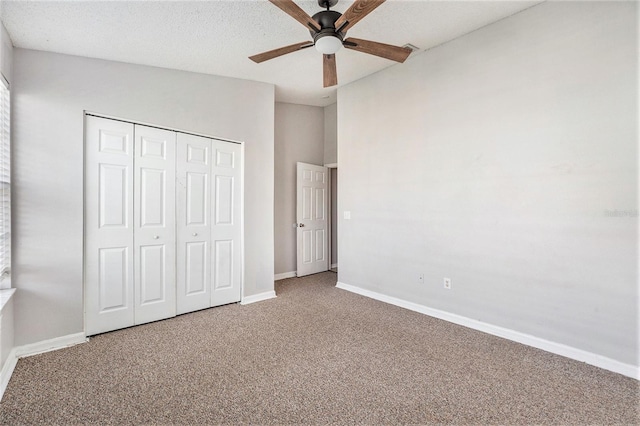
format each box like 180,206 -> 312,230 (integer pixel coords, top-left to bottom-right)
344,211 -> 351,220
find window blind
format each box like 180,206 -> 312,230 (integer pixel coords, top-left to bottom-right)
0,79 -> 10,289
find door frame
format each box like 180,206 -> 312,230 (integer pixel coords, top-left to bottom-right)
325,163 -> 337,272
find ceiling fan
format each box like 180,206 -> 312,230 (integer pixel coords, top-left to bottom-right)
250,0 -> 412,88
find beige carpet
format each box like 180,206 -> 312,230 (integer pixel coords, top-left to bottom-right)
0,272 -> 638,424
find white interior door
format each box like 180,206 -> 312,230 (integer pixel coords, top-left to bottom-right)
211,139 -> 242,306
296,162 -> 329,277
85,116 -> 135,335
176,133 -> 211,314
134,125 -> 176,325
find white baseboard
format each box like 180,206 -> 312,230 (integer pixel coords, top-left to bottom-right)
0,348 -> 18,400
274,271 -> 296,281
331,263 -> 338,269
1,332 -> 88,401
336,281 -> 639,380
14,332 -> 88,359
241,290 -> 277,305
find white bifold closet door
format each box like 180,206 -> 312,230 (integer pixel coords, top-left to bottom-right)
85,117 -> 135,334
209,137 -> 242,306
133,125 -> 176,325
176,133 -> 211,314
85,118 -> 176,335
176,133 -> 242,314
85,116 -> 241,336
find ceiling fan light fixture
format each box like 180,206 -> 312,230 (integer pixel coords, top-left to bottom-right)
314,34 -> 343,55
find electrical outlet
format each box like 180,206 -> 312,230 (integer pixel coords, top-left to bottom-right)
418,274 -> 424,284
443,277 -> 451,289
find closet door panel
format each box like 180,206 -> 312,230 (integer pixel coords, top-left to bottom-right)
139,244 -> 166,303
185,242 -> 207,293
139,168 -> 166,226
176,133 -> 211,314
211,140 -> 242,306
134,125 -> 176,325
85,117 -> 135,335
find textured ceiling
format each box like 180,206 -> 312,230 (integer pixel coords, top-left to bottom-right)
0,0 -> 542,106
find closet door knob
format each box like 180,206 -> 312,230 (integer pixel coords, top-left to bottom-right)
153,236 -> 159,239
192,233 -> 198,237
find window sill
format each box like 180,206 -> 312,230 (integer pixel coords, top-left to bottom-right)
0,288 -> 15,313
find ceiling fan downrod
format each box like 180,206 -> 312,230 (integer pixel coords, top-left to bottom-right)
318,0 -> 339,10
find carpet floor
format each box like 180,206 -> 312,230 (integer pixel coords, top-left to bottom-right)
0,272 -> 638,424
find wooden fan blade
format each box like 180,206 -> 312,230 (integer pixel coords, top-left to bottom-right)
334,0 -> 385,33
269,0 -> 321,32
323,54 -> 338,88
343,37 -> 412,63
249,41 -> 313,63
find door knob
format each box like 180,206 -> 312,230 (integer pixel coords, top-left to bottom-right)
298,223 -> 305,228
153,236 -> 159,239
192,233 -> 198,236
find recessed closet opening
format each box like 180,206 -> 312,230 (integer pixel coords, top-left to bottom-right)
83,113 -> 244,336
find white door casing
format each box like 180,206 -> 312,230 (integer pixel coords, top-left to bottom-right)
85,117 -> 135,335
211,139 -> 242,306
176,133 -> 212,314
133,125 -> 177,325
296,162 -> 329,277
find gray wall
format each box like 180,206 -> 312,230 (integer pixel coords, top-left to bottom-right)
274,102 -> 324,276
0,21 -> 11,83
324,103 -> 337,165
12,49 -> 275,346
337,1 -> 638,366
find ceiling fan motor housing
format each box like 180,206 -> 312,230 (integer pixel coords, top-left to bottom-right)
310,10 -> 345,44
